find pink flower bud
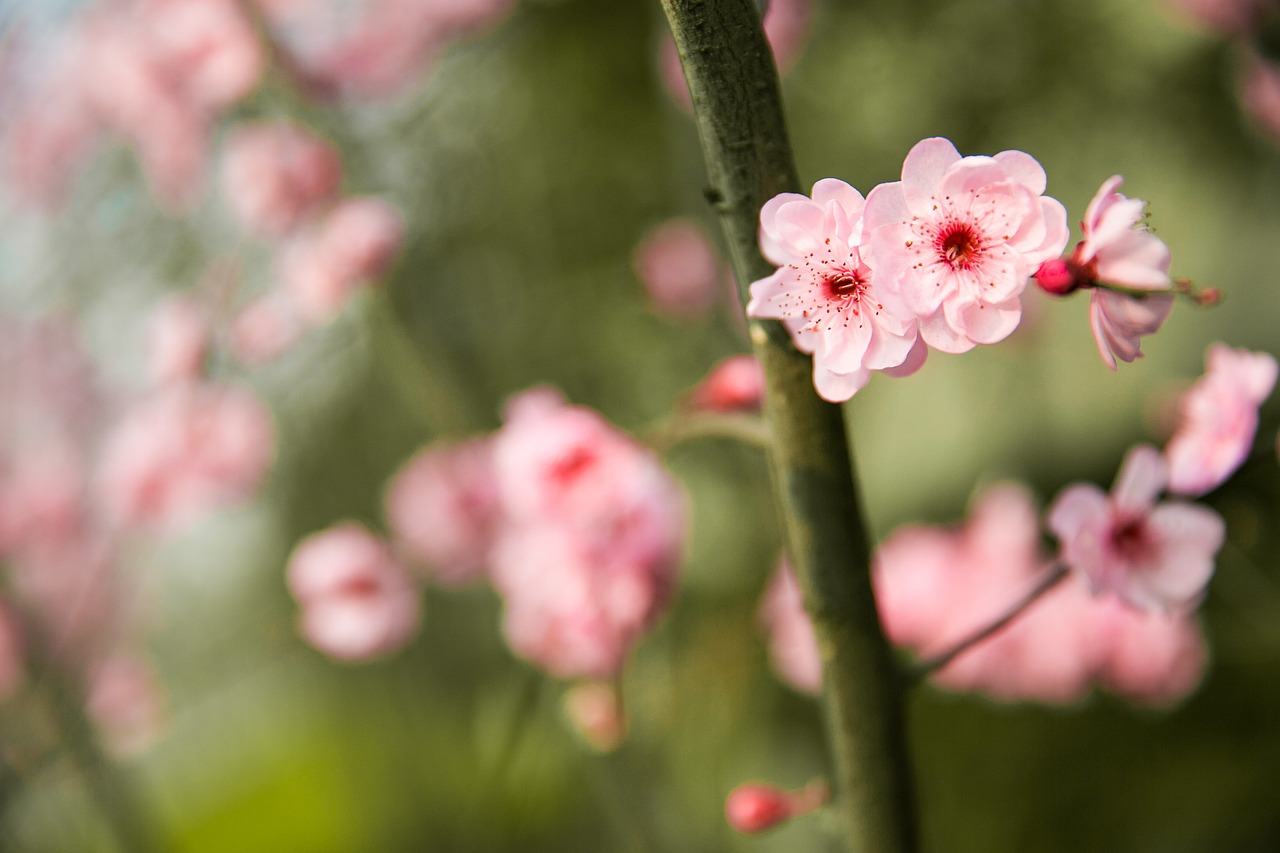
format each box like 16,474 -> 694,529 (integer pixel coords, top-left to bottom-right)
1033,258 -> 1080,295
632,219 -> 724,316
690,355 -> 766,414
725,784 -> 793,834
147,295 -> 210,386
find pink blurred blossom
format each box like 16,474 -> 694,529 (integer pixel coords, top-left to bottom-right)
229,293 -> 306,365
725,783 -> 794,834
1084,596 -> 1207,707
1165,0 -> 1268,33
1165,343 -> 1277,496
690,355 -> 766,414
660,0 -> 813,109
1047,445 -> 1225,611
279,197 -> 405,323
632,219 -> 724,316
97,384 -> 275,532
287,522 -> 421,661
748,178 -> 923,401
1241,54 -> 1280,141
863,138 -> 1070,354
256,0 -> 516,99
86,653 -> 166,756
383,438 -> 500,586
758,559 -> 821,695
488,388 -> 684,679
220,122 -> 343,238
147,295 -> 210,386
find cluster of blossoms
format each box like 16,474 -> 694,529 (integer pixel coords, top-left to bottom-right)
761,342 -> 1275,706
289,387 -> 686,694
3,0 -> 517,212
749,139 -> 1205,401
0,314 -> 276,757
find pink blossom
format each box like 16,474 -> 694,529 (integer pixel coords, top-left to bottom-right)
488,388 -> 684,679
1088,289 -> 1175,370
690,355 -> 766,414
383,438 -> 500,586
1084,597 -> 1207,707
1165,0 -> 1268,33
1047,444 -> 1225,610
86,653 -> 166,756
97,383 -> 275,532
632,219 -> 724,316
747,178 -> 923,402
725,784 -> 794,834
1165,344 -> 1278,496
287,522 -> 421,661
1240,54 -> 1280,141
229,293 -> 305,365
146,295 -> 209,386
280,197 -> 404,323
220,122 -> 343,237
863,138 -> 1069,354
136,0 -> 265,111
758,559 -> 822,695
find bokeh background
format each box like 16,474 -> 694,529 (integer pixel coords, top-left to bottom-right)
2,0 -> 1280,850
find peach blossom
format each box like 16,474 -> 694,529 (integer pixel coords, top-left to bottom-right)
690,355 -> 766,414
758,559 -> 821,695
632,219 -> 724,316
220,122 -> 343,237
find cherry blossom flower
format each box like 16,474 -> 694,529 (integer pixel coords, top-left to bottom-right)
221,122 -> 343,238
97,383 -> 275,532
724,784 -> 794,834
748,178 -> 924,402
229,293 -> 305,365
1084,596 -> 1207,707
147,295 -> 210,387
488,388 -> 684,679
689,355 -> 766,414
758,559 -> 821,695
1165,344 -> 1278,496
632,219 -> 725,316
286,522 -> 421,661
1047,444 -> 1225,611
279,197 -> 404,323
1088,289 -> 1175,370
86,653 -> 167,756
383,438 -> 500,586
862,137 -> 1069,354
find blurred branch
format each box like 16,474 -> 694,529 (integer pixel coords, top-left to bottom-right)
658,3 -> 917,851
909,563 -> 1070,681
644,412 -> 772,452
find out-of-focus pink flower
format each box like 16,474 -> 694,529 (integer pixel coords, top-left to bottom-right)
562,681 -> 625,752
279,197 -> 405,323
258,0 -> 516,99
1241,54 -> 1280,141
229,293 -> 305,365
220,122 -> 343,237
863,138 -> 1070,354
384,438 -> 500,586
758,559 -> 821,695
690,355 -> 766,413
0,442 -> 87,558
86,653 -> 166,756
1165,344 -> 1277,496
488,388 -> 684,679
1084,596 -> 1207,707
137,0 -> 265,111
660,0 -> 813,109
287,522 -> 421,661
1047,445 -> 1225,611
97,384 -> 275,532
147,295 -> 209,386
632,219 -> 724,316
748,178 -> 923,402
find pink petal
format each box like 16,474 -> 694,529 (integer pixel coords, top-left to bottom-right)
955,298 -> 1022,346
1111,444 -> 1166,514
1046,483 -> 1109,542
901,137 -> 961,213
918,309 -> 976,354
813,363 -> 871,402
994,149 -> 1048,195
881,334 -> 928,378
1082,175 -> 1124,234
810,178 -> 865,219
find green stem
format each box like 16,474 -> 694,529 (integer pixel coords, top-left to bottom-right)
658,3 -> 916,851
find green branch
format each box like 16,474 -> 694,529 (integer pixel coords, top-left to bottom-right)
657,2 -> 917,850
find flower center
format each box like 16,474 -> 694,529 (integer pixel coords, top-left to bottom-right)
821,268 -> 867,305
938,224 -> 980,269
1109,516 -> 1153,563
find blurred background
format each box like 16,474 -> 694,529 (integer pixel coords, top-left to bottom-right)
2,0 -> 1280,850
